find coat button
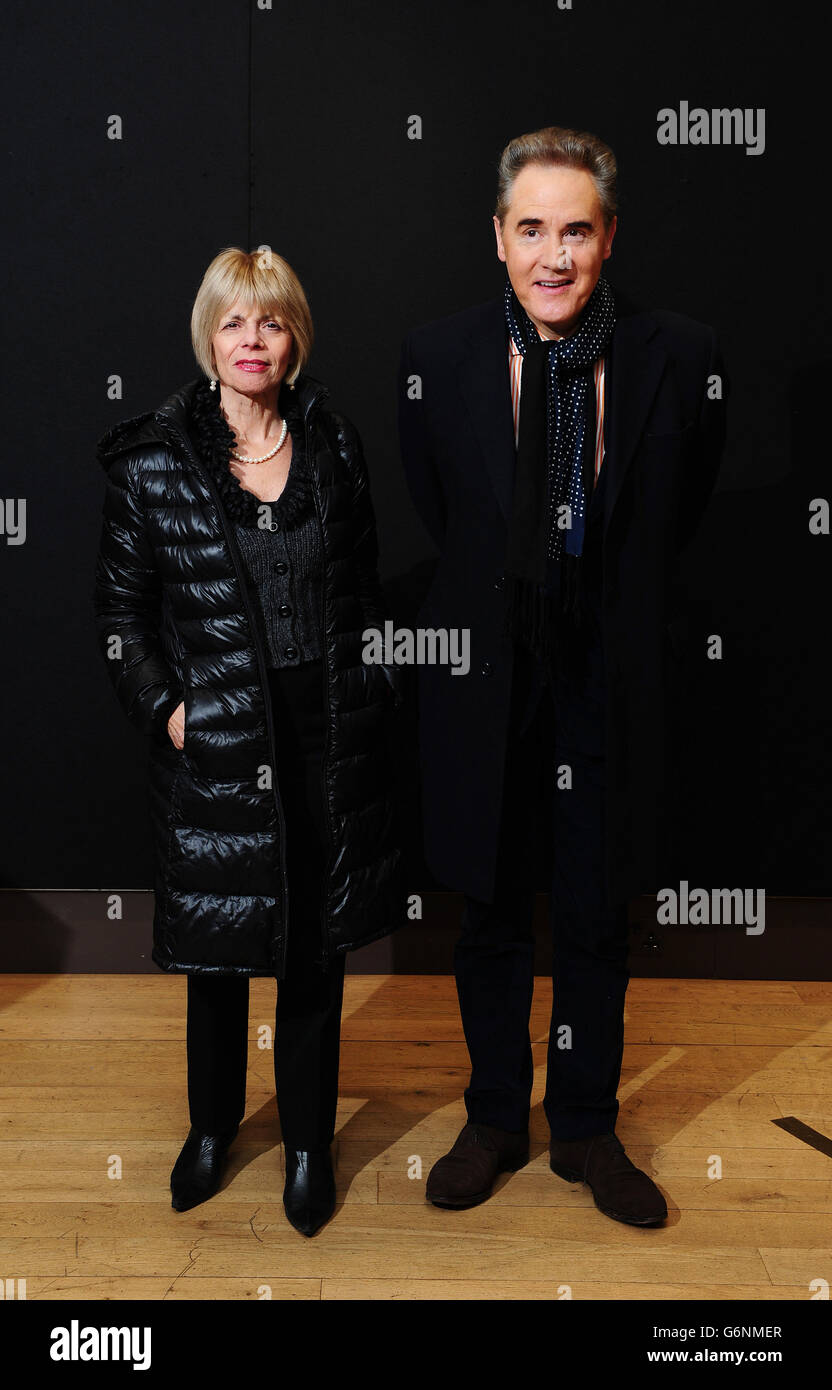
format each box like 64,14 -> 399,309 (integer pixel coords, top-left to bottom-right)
278,603 -> 292,617
481,660 -> 493,677
275,562 -> 288,575
284,646 -> 298,660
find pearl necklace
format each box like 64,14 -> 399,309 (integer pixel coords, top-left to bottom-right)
230,417 -> 288,464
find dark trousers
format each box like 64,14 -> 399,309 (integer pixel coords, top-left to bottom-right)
455,585 -> 630,1141
185,660 -> 346,1149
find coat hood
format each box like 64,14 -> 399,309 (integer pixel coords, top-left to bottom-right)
95,372 -> 329,473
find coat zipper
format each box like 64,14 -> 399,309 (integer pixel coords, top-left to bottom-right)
306,410 -> 335,975
155,416 -> 291,977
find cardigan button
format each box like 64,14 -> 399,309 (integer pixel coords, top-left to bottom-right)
278,604 -> 291,617
275,562 -> 288,575
481,660 -> 493,677
284,646 -> 298,660
494,574 -> 505,591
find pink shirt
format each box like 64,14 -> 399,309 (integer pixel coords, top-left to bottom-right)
508,332 -> 607,488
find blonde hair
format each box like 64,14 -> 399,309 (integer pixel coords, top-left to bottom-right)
495,126 -> 618,229
190,246 -> 313,387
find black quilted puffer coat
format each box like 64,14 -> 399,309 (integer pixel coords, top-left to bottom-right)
93,373 -> 404,978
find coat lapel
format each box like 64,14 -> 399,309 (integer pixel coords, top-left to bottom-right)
456,300 -> 516,525
602,289 -> 667,538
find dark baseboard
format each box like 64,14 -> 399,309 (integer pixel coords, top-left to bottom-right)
0,891 -> 828,979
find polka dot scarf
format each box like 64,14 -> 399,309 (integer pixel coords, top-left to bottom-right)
503,272 -> 615,662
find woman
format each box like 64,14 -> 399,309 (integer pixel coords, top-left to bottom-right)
93,246 -> 403,1237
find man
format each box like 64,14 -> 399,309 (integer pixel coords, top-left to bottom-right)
397,126 -> 726,1226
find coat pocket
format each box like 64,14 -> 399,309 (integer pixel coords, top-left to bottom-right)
644,419 -> 696,442
181,655 -> 196,761
379,661 -> 405,710
664,614 -> 690,665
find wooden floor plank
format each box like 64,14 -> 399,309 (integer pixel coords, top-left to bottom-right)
0,1275 -> 317,1300
0,1230 -> 772,1284
320,1280 -> 805,1301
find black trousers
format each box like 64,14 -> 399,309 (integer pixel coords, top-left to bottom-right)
455,584 -> 631,1141
185,660 -> 346,1148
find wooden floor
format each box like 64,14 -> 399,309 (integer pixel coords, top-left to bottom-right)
0,973 -> 830,1301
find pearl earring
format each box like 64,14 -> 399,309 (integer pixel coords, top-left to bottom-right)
209,377 -> 217,392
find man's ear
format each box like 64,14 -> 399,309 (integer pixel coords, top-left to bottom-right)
493,215 -> 507,263
603,215 -> 618,260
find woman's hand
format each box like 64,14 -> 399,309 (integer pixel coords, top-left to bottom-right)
167,701 -> 186,750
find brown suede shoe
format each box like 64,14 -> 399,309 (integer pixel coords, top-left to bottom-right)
426,1122 -> 530,1209
549,1132 -> 667,1226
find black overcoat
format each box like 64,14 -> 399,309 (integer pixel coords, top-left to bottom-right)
93,374 -> 403,976
397,285 -> 727,905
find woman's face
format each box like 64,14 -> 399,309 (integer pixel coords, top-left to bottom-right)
211,300 -> 294,397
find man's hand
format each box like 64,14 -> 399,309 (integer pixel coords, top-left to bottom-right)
167,701 -> 185,750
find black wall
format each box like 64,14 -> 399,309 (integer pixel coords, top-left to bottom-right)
2,1 -> 828,967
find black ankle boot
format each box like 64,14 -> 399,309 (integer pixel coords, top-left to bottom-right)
170,1124 -> 239,1212
282,1145 -> 336,1237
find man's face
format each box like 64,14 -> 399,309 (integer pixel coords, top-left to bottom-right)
494,164 -> 616,338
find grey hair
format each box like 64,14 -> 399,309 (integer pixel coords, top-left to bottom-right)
495,125 -> 618,228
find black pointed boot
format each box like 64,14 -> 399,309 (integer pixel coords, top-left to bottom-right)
282,1144 -> 336,1236
170,1124 -> 239,1212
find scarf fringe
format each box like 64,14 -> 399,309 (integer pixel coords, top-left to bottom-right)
503,560 -> 588,670
504,574 -> 550,663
